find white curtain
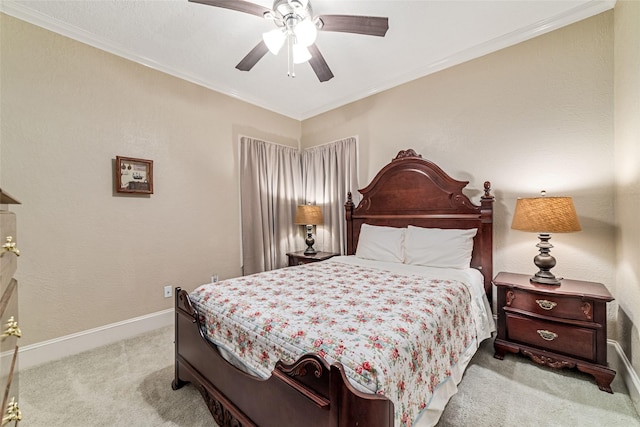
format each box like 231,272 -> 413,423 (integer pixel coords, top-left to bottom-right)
240,137 -> 302,275
302,137 -> 359,254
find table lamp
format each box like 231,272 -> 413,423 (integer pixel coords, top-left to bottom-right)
511,191 -> 581,285
294,204 -> 323,255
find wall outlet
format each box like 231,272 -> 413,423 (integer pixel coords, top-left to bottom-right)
211,274 -> 218,283
164,285 -> 172,298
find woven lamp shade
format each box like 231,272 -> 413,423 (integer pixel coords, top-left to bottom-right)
294,205 -> 324,225
511,197 -> 581,233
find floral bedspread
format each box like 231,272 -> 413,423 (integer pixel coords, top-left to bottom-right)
190,258 -> 480,427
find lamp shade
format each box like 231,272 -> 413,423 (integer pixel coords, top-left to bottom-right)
292,44 -> 312,64
263,28 -> 286,55
294,19 -> 318,47
294,205 -> 323,225
511,196 -> 581,233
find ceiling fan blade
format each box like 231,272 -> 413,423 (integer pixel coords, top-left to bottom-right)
188,0 -> 271,18
317,15 -> 389,37
308,44 -> 334,82
236,40 -> 269,71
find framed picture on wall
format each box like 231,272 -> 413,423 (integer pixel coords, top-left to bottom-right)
115,156 -> 154,194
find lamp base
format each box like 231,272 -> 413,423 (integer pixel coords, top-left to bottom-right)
530,271 -> 562,286
303,225 -> 316,255
530,233 -> 562,286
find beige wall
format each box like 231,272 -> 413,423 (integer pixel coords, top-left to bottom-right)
614,1 -> 640,376
302,13 -> 617,322
0,14 -> 300,345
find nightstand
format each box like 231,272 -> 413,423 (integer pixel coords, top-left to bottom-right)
286,251 -> 339,266
493,271 -> 615,393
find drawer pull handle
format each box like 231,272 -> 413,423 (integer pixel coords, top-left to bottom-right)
2,317 -> 21,339
2,397 -> 22,425
536,299 -> 557,310
1,236 -> 20,257
537,329 -> 558,341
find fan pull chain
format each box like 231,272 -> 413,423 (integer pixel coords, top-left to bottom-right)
287,33 -> 295,77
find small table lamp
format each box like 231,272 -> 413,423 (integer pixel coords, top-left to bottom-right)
294,204 -> 324,255
511,192 -> 581,285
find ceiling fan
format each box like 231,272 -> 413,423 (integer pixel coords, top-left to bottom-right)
189,0 -> 389,82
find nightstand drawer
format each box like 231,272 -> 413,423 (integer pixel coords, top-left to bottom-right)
507,288 -> 593,322
506,313 -> 596,361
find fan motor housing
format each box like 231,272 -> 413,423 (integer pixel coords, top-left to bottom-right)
271,0 -> 313,24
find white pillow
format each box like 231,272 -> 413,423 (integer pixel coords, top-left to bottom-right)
404,226 -> 477,269
355,224 -> 405,263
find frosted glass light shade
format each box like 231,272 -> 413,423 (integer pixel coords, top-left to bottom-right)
294,19 -> 317,47
263,28 -> 286,54
292,44 -> 312,64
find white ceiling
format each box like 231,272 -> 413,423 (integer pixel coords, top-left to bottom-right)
1,0 -> 615,120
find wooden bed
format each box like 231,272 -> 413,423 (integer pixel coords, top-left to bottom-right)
172,149 -> 494,427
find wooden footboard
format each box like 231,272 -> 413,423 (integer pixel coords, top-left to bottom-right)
172,288 -> 394,427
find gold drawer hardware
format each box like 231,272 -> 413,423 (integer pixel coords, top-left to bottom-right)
582,302 -> 593,320
537,329 -> 558,341
2,317 -> 21,339
506,290 -> 515,306
1,236 -> 20,257
2,397 -> 21,425
536,299 -> 557,310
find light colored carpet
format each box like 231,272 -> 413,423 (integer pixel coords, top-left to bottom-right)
439,338 -> 640,426
19,326 -> 640,426
19,326 -> 211,427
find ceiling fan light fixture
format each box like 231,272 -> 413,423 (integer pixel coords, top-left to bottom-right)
263,28 -> 286,54
292,43 -> 312,64
191,0 -> 388,82
294,19 -> 317,47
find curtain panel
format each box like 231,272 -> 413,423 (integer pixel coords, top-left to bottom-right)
240,136 -> 358,274
302,137 -> 359,254
240,137 -> 302,275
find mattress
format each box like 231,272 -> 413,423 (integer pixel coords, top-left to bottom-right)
189,256 -> 495,426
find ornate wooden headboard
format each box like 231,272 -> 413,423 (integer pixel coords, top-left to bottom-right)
345,149 -> 495,297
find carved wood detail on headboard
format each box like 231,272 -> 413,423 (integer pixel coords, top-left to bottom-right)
345,149 -> 495,298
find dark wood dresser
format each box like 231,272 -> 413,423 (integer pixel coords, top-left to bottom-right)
0,189 -> 21,424
286,251 -> 339,266
493,271 -> 615,393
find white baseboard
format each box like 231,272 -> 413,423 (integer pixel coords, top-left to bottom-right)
609,339 -> 640,416
3,309 -> 174,371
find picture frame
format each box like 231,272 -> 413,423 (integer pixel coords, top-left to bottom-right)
115,156 -> 154,194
